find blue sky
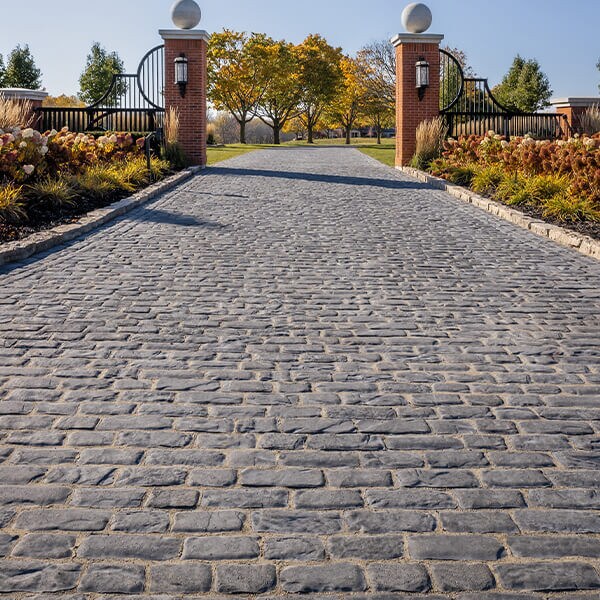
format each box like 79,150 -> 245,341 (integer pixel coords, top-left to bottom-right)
1,0 -> 599,99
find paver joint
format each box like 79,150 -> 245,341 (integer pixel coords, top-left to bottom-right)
0,146 -> 600,598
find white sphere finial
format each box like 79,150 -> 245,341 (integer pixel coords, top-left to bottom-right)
402,3 -> 433,33
171,0 -> 202,29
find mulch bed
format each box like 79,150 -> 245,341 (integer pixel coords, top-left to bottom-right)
0,192 -> 134,245
516,203 -> 600,241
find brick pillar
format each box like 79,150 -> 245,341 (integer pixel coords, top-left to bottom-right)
159,29 -> 209,167
391,33 -> 444,167
0,88 -> 48,131
550,98 -> 600,134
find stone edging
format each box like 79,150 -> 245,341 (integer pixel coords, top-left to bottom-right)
398,166 -> 600,261
0,167 -> 202,267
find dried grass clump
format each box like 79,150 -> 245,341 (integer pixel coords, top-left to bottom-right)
0,94 -> 34,130
162,106 -> 188,168
580,105 -> 600,135
411,117 -> 448,169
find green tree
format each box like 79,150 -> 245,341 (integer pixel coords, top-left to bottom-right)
255,40 -> 302,144
3,45 -> 42,89
296,34 -> 343,143
0,54 -> 5,87
207,30 -> 272,144
492,55 -> 552,113
79,42 -> 125,105
597,58 -> 600,92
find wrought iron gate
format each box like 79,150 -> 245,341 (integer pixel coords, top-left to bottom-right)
439,49 -> 569,140
36,46 -> 165,134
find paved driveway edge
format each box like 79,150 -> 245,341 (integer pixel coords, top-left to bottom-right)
398,166 -> 600,261
0,166 -> 201,267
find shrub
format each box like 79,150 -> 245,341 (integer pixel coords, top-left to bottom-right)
411,117 -> 448,170
447,165 -> 477,187
580,105 -> 600,135
471,164 -> 505,195
70,165 -> 122,201
0,94 -> 34,130
27,176 -> 76,211
0,183 -> 26,223
428,131 -> 600,223
542,195 -> 600,223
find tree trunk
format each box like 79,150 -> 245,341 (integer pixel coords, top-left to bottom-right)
239,120 -> 247,144
345,126 -> 351,145
273,119 -> 281,145
376,124 -> 382,145
307,123 -> 314,144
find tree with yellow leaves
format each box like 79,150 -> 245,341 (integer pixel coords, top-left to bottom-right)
207,30 -> 272,144
255,40 -> 302,145
296,35 -> 343,144
324,56 -> 368,145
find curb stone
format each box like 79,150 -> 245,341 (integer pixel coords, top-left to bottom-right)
397,165 -> 600,261
0,166 -> 202,267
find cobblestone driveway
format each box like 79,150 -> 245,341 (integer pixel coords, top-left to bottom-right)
1,146 -> 600,599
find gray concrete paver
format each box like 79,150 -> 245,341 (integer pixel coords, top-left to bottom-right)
1,146 -> 600,597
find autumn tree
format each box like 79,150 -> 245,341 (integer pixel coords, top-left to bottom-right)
43,94 -> 85,108
255,40 -> 302,144
356,41 -> 397,144
296,34 -> 343,144
208,30 -> 272,144
356,41 -> 396,108
79,43 -> 125,105
3,45 -> 42,89
325,56 -> 368,144
493,55 -> 552,112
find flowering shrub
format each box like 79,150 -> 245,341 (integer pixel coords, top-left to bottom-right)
0,126 -> 145,183
430,132 -> 600,223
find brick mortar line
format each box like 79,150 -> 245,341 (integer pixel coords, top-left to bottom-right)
0,167 -> 203,268
396,166 -> 600,262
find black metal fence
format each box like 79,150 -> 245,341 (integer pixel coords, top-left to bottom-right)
439,49 -> 570,140
36,46 -> 165,134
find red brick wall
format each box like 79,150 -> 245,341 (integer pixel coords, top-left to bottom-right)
555,105 -> 589,133
164,37 -> 207,167
395,42 -> 441,166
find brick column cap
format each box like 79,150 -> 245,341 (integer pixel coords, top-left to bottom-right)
550,97 -> 600,109
159,29 -> 210,42
391,33 -> 444,47
0,88 -> 48,102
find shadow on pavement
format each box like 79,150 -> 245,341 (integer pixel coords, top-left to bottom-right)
207,166 -> 431,191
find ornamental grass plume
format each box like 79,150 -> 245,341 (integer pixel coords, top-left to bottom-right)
580,105 -> 600,135
0,94 -> 35,130
164,106 -> 180,145
162,106 -> 188,168
411,117 -> 448,170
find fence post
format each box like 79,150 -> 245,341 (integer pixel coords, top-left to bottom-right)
159,1 -> 208,167
392,4 -> 443,166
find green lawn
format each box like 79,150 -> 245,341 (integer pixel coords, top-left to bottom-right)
206,139 -> 397,167
356,142 -> 396,167
206,144 -> 275,165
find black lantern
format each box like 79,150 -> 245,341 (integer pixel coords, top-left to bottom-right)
416,58 -> 430,101
174,54 -> 188,97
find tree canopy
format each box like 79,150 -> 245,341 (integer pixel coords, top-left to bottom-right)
492,55 -> 552,113
255,40 -> 302,144
295,34 -> 344,143
3,45 -> 42,89
79,42 -> 125,105
207,30 -> 273,144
